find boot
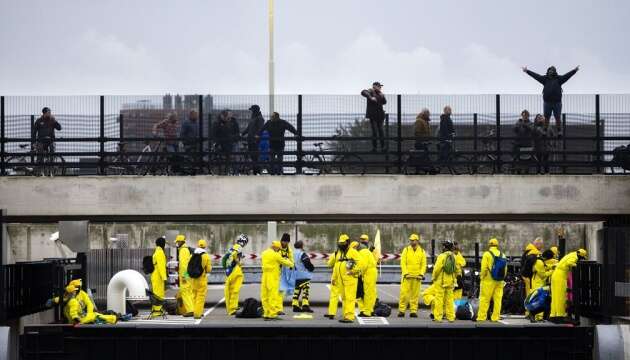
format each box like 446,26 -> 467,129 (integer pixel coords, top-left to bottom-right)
301,305 -> 314,313
292,305 -> 302,313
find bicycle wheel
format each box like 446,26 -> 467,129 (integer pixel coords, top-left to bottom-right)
339,154 -> 366,175
50,155 -> 66,176
302,155 -> 323,175
473,156 -> 496,175
5,156 -> 32,176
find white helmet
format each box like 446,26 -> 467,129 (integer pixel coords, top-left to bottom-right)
237,234 -> 249,247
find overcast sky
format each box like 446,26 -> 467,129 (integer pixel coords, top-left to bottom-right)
1,0 -> 629,95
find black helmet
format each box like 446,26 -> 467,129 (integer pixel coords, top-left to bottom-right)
442,240 -> 454,251
236,234 -> 249,247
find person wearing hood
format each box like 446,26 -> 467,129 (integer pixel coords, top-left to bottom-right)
357,234 -> 378,317
549,249 -> 588,323
174,235 -> 194,317
191,239 -> 212,319
523,65 -> 579,135
530,249 -> 555,321
432,240 -> 459,322
242,105 -> 265,174
150,237 -> 167,317
476,238 -> 507,322
521,237 -> 544,297
398,233 -> 427,318
261,240 -> 294,320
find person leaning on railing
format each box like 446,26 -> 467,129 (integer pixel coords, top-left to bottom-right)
242,105 -> 265,175
259,112 -> 298,175
32,107 -> 62,161
153,112 -> 180,153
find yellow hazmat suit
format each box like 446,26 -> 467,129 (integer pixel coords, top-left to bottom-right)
432,250 -> 458,322
422,283 -> 437,313
63,285 -> 117,325
454,251 -> 466,300
476,241 -> 506,322
261,242 -> 294,319
224,243 -> 244,315
333,246 -> 362,322
357,242 -> 378,316
398,238 -> 427,314
151,245 -> 167,314
190,240 -> 212,319
327,250 -> 343,317
522,243 -> 541,296
550,250 -> 586,318
176,240 -> 194,316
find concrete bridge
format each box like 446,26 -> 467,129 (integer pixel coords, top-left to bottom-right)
1,175 -> 629,222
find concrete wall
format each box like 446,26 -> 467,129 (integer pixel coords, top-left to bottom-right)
1,175 -> 629,219
5,221 -> 601,262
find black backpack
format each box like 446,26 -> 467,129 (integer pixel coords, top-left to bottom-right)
142,256 -> 154,274
187,252 -> 204,278
235,298 -> 262,318
520,252 -> 537,278
373,299 -> 391,318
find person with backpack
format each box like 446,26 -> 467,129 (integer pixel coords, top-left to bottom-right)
223,234 -> 249,315
529,250 -> 555,322
261,241 -> 294,320
189,239 -> 212,319
292,240 -> 315,313
150,237 -> 167,318
549,249 -> 587,323
431,240 -> 459,322
476,238 -> 508,322
357,234 -> 378,317
398,234 -> 427,318
174,235 -> 194,317
521,238 -> 544,298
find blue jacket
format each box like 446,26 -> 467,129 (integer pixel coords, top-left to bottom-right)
294,249 -> 314,280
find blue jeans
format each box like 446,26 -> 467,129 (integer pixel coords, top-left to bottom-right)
543,102 -> 562,122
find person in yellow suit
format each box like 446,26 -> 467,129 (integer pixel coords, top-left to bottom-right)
274,233 -> 294,316
325,237 -> 344,320
476,238 -> 507,322
453,242 -> 467,300
261,240 -> 294,320
174,235 -> 194,317
223,234 -> 248,315
398,233 -> 427,318
422,283 -> 437,316
63,284 -> 117,325
334,235 -> 363,323
432,240 -> 459,322
150,236 -> 167,318
190,239 -> 212,319
529,249 -> 555,321
522,238 -> 544,296
549,249 -> 587,323
357,234 -> 378,317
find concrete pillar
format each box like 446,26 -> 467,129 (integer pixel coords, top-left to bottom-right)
267,221 -> 277,246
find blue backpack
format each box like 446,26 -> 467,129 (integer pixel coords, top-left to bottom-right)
524,286 -> 550,313
490,251 -> 507,281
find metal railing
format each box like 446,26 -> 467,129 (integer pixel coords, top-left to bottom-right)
1,94 -> 629,176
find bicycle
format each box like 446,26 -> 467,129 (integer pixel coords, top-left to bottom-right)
5,144 -> 37,176
302,136 -> 366,175
18,139 -> 66,176
103,142 -> 133,175
137,140 -> 173,176
401,141 -> 468,175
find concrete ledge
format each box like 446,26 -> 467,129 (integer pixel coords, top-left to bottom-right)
1,175 -> 629,221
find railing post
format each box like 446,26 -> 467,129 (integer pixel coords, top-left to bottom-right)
118,114 -> 124,143
30,115 -> 35,165
495,94 -> 502,173
397,94 -> 402,174
198,94 -> 204,170
0,96 -> 4,176
562,113 -> 567,174
473,112 -> 478,152
595,94 -> 601,174
385,113 -> 390,174
296,94 -> 302,175
99,95 -> 105,175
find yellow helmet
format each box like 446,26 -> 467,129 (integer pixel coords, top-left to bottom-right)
69,279 -> 82,288
577,248 -> 588,259
489,238 -> 499,247
271,240 -> 282,249
175,235 -> 186,243
359,234 -> 369,241
409,234 -> 420,242
198,239 -> 207,248
338,234 -> 350,244
350,241 -> 359,249
65,284 -> 77,294
550,246 -> 559,257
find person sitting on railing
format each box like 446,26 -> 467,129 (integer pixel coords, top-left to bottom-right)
32,107 -> 62,162
437,106 -> 455,165
153,113 -> 180,153
513,110 -> 534,166
259,112 -> 298,175
523,65 -> 579,137
212,110 -> 241,173
533,114 -> 555,174
361,82 -> 387,152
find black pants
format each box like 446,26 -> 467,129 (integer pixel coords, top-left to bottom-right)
247,141 -> 261,174
270,147 -> 284,175
370,118 -> 385,150
536,151 -> 549,174
438,141 -> 452,164
292,279 -> 311,307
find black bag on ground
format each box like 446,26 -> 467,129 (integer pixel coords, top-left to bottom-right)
373,299 -> 391,317
142,256 -> 154,274
187,252 -> 203,278
126,300 -> 139,317
455,300 -> 474,320
501,276 -> 525,314
235,298 -> 262,318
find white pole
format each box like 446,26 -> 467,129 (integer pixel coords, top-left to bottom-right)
268,0 -> 275,119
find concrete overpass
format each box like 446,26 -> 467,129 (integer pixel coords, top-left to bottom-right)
1,175 -> 629,222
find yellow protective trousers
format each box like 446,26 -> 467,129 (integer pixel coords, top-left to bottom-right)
433,286 -> 455,321
476,278 -> 504,322
224,266 -> 244,315
191,275 -> 208,318
177,275 -> 194,315
399,276 -> 422,313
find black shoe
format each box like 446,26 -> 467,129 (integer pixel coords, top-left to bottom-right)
397,312 -> 405,318
410,313 -> 418,318
301,305 -> 314,313
292,306 -> 302,313
324,314 -> 335,319
358,312 -> 368,317
339,318 -> 353,323
429,314 -> 434,320
277,311 -> 286,316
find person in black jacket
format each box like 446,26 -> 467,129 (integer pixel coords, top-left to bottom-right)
361,82 -> 387,152
33,107 -> 62,168
513,110 -> 534,165
523,65 -> 579,136
533,114 -> 554,174
437,106 -> 455,164
242,105 -> 265,175
212,110 -> 240,174
259,112 -> 299,175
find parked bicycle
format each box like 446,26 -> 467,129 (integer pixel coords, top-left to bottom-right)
302,136 -> 366,175
6,142 -> 66,176
401,141 -> 468,175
